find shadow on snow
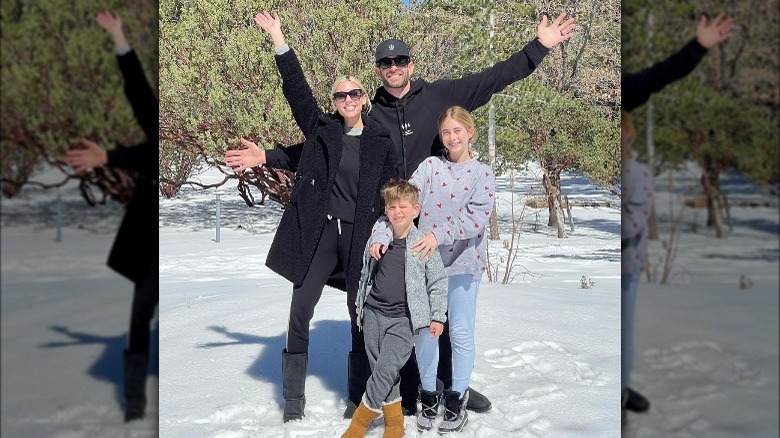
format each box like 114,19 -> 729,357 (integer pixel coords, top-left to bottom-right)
38,323 -> 159,409
196,320 -> 351,408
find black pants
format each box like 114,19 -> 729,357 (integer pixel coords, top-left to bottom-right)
127,265 -> 159,354
286,218 -> 354,354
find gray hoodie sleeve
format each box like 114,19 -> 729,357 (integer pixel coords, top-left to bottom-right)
369,215 -> 393,247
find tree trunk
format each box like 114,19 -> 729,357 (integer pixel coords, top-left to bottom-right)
700,157 -> 725,238
542,158 -> 566,238
488,206 -> 500,240
543,169 -> 557,228
553,192 -> 566,238
647,204 -> 659,240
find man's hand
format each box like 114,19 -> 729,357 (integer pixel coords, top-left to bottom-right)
66,138 -> 108,174
224,138 -> 267,173
537,12 -> 576,49
696,12 -> 735,49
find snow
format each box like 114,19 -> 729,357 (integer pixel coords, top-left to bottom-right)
623,163 -> 779,438
1,162 -> 776,437
1,175 -> 158,437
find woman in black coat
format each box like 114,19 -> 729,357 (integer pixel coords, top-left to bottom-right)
224,12 -> 396,423
65,11 -> 158,422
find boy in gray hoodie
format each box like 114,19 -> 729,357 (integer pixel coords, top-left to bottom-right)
342,179 -> 448,438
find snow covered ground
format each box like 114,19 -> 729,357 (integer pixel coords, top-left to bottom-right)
623,164 -> 779,438
1,176 -> 158,438
1,161 -> 776,438
155,164 -> 623,437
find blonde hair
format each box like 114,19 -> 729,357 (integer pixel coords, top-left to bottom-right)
380,178 -> 419,206
331,75 -> 371,113
438,106 -> 476,158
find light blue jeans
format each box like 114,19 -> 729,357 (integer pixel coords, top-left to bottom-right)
416,274 -> 479,395
621,274 -> 639,392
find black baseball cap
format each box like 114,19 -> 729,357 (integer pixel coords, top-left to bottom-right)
375,39 -> 410,61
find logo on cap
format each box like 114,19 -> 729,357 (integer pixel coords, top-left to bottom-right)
389,44 -> 395,50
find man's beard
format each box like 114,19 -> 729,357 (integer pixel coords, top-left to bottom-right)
382,71 -> 409,90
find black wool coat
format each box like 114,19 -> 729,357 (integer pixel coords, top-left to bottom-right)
264,49 -> 397,295
105,49 -> 158,286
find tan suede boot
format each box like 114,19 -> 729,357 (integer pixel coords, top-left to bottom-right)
342,401 -> 381,438
382,401 -> 404,438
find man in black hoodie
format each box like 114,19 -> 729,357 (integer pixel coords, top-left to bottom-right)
340,12 -> 576,418
620,11 -> 734,415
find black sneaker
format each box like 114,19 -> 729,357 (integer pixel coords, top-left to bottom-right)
624,387 -> 650,413
465,386 -> 492,413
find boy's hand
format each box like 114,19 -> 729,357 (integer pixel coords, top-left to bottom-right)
429,322 -> 443,338
355,307 -> 360,315
370,243 -> 387,260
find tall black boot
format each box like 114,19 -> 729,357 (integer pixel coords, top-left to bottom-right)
123,349 -> 149,422
343,351 -> 371,418
281,348 -> 308,422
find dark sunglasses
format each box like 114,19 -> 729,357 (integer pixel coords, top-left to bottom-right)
375,56 -> 410,69
332,88 -> 364,102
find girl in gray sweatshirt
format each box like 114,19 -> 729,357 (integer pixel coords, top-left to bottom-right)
370,106 -> 495,433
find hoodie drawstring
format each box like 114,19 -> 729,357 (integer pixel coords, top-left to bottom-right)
327,214 -> 342,235
396,99 -> 408,179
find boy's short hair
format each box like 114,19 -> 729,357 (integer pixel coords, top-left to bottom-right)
380,179 -> 419,205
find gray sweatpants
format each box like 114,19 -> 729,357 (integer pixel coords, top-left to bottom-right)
362,305 -> 414,411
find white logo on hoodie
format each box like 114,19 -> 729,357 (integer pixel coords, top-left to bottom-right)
402,122 -> 413,137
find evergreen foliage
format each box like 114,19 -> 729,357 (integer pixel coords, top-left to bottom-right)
622,0 -> 779,188
159,0 -> 621,202
1,0 -> 158,200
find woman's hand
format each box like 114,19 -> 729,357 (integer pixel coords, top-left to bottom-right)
95,11 -> 127,48
411,232 -> 438,261
66,138 -> 108,173
254,12 -> 286,47
224,138 -> 267,173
